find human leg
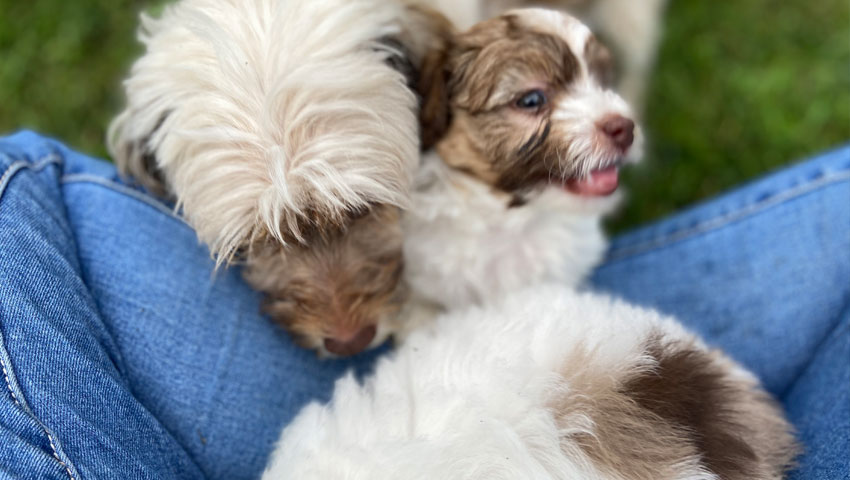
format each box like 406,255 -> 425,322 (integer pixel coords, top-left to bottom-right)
0,132 -> 204,479
783,304 -> 849,479
0,131 -> 384,479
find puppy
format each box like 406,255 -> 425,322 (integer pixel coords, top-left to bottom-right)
108,0 -> 450,355
396,8 -> 642,324
263,285 -> 798,479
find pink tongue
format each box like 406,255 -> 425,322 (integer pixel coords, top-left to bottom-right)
565,165 -> 619,196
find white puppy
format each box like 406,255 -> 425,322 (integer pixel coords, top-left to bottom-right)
263,285 -> 798,479
398,9 -> 641,323
109,0 -> 451,355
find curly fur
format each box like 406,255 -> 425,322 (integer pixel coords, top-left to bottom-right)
109,0 -> 421,263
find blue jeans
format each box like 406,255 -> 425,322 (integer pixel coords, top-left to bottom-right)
0,130 -> 847,479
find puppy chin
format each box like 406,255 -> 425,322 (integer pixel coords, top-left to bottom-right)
552,185 -> 624,215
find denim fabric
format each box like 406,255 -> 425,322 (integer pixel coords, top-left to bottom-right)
0,130 -> 847,479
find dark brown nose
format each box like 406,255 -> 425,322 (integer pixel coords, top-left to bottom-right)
600,115 -> 635,150
324,325 -> 377,356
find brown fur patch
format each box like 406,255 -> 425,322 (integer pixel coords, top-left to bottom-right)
551,345 -> 703,480
625,338 -> 799,479
550,335 -> 798,479
419,44 -> 454,150
242,205 -> 406,352
625,339 -> 760,479
409,5 -> 457,150
418,12 -> 587,194
448,15 -> 579,113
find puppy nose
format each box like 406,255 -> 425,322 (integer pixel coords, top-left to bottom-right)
324,325 -> 377,356
600,115 -> 635,150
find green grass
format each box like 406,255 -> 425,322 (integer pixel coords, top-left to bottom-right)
1,1 -> 848,230
612,0 -> 850,230
0,1 -> 148,157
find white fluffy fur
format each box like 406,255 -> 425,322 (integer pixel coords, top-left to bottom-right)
262,285 -> 749,479
402,153 -> 617,310
109,0 -> 420,262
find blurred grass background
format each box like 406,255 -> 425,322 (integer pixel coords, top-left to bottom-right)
0,0 -> 848,230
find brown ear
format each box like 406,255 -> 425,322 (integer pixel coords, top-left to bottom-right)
417,40 -> 453,151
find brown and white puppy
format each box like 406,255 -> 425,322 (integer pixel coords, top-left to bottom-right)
397,8 -> 641,322
264,285 -> 799,480
419,7 -> 638,191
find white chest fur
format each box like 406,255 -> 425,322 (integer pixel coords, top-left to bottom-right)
402,152 -> 618,311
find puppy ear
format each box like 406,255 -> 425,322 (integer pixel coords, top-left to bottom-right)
417,44 -> 453,150
396,5 -> 456,150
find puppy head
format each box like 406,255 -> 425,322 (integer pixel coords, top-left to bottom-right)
420,8 -> 642,200
245,205 -> 406,357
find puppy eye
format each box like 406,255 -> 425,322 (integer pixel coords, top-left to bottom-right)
515,90 -> 547,110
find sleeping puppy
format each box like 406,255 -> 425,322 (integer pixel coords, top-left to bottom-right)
109,0 -> 449,355
263,285 -> 798,479
396,7 -> 641,324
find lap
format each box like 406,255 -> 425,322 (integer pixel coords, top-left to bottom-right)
0,133 -> 202,478
0,131 -> 383,478
1,131 -> 847,478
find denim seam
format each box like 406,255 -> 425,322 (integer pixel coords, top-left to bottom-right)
0,329 -> 78,480
61,174 -> 188,227
0,153 -> 80,480
0,154 -> 63,204
0,345 -> 21,407
607,169 -> 850,262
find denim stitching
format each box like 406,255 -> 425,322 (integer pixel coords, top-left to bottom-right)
606,169 -> 850,262
0,153 -> 79,480
47,432 -> 77,480
61,174 -> 188,227
0,154 -> 63,204
0,327 -> 78,480
0,347 -> 21,407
